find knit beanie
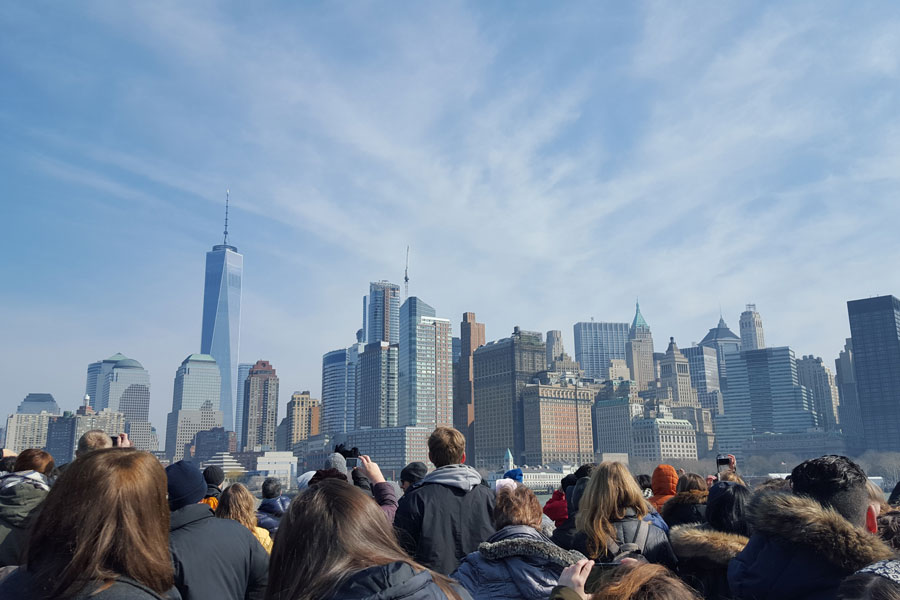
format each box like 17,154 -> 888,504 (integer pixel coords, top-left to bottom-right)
707,480 -> 738,506
323,453 -> 349,479
400,461 -> 427,485
504,468 -> 524,483
203,465 -> 225,487
166,460 -> 207,511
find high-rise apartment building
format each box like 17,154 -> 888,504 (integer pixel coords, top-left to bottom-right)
699,317 -> 742,388
398,297 -> 452,429
45,412 -> 77,464
739,304 -> 766,351
472,327 -> 545,468
454,312 -> 485,463
521,380 -> 594,465
546,331 -> 564,365
5,412 -> 54,454
321,342 -> 364,435
200,227 -> 243,433
847,295 -> 900,451
356,342 -> 399,429
366,281 -> 401,344
681,345 -> 723,415
797,355 -> 841,433
573,321 -> 628,379
242,360 -> 279,452
165,354 -> 224,461
626,303 -> 655,391
834,338 -> 863,443
17,394 -> 60,415
283,391 -> 321,449
234,362 -> 252,450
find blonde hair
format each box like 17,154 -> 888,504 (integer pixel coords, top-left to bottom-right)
215,483 -> 258,533
576,461 -> 648,559
718,470 -> 746,486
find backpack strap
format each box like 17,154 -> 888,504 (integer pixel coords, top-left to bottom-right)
632,518 -> 651,553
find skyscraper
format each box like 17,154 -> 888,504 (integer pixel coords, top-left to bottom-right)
521,378 -> 594,466
86,353 -> 127,411
17,394 -> 59,415
472,327 -> 545,468
321,342 -> 364,435
356,342 -> 399,429
366,281 -> 401,344
658,338 -> 700,409
282,391 -> 321,450
234,362 -> 252,450
834,338 -> 863,443
626,302 -> 655,391
454,312 -> 485,463
546,331 -> 564,365
739,304 -> 766,351
797,355 -> 841,433
200,210 -> 243,433
681,345 -> 723,415
398,297 -> 453,429
698,317 -> 742,388
165,354 -> 223,461
573,321 -> 628,379
242,360 -> 279,452
847,295 -> 900,451
86,354 -> 155,451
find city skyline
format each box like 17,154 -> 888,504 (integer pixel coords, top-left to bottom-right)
4,3 -> 900,433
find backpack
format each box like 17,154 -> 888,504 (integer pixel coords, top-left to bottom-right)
605,518 -> 651,561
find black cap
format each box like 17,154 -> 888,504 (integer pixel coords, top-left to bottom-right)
400,461 -> 428,484
203,465 -> 225,486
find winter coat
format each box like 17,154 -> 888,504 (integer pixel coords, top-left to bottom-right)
0,471 -> 50,566
373,481 -> 399,523
648,465 -> 678,512
661,490 -> 708,528
329,561 -> 472,600
549,586 -> 583,600
453,525 -> 586,600
0,568 -> 182,600
394,464 -> 495,575
253,526 -> 273,554
572,508 -> 677,569
199,484 -> 220,511
255,495 -> 290,533
728,492 -> 894,600
551,477 -> 590,550
670,524 -> 748,600
543,490 -> 568,528
169,503 -> 268,600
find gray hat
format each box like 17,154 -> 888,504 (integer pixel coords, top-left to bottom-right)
323,453 -> 349,478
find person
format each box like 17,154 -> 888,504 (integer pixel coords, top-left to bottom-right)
453,483 -> 585,599
661,473 -> 708,528
167,459 -> 268,600
0,448 -> 55,566
200,465 -> 225,511
504,468 -> 524,483
296,470 -> 316,492
669,482 -> 751,600
729,455 -> 894,600
838,560 -> 900,599
550,559 -> 702,600
358,455 -> 399,522
867,480 -> 891,517
217,482 -> 273,553
573,461 -> 676,568
552,465 -> 597,550
256,477 -> 291,535
394,427 -> 494,574
545,475 -> 574,528
400,462 -> 428,494
0,448 -> 178,599
635,474 -> 653,499
878,510 -> 900,551
75,430 -> 113,458
716,470 -> 746,486
0,458 -> 16,475
266,477 -> 470,599
648,465 -> 678,512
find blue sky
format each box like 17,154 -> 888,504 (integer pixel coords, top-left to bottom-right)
3,2 -> 900,437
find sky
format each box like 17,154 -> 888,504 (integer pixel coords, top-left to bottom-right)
2,2 -> 900,441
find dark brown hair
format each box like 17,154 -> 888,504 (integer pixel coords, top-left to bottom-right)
25,448 -> 173,599
675,473 -> 706,494
494,484 -> 542,530
428,427 -> 466,467
590,563 -> 701,600
14,448 -> 55,475
216,483 -> 258,533
266,478 -> 461,600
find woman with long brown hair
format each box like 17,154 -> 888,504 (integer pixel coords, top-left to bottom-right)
573,462 -> 675,568
0,448 -> 177,599
216,483 -> 273,553
266,477 -> 470,600
660,473 -> 708,528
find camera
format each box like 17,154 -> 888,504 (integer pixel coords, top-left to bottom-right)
716,453 -> 735,473
345,457 -> 360,469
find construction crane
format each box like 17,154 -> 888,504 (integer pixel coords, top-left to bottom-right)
404,246 -> 410,298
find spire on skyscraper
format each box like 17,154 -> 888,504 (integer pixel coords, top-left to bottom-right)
631,300 -> 649,331
223,189 -> 230,246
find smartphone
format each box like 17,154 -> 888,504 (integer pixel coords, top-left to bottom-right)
716,454 -> 734,473
346,457 -> 360,469
110,435 -> 119,447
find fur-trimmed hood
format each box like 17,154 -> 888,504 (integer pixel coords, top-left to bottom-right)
666,489 -> 708,506
477,526 -> 586,567
670,524 -> 748,566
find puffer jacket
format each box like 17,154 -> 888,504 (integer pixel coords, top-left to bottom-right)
0,569 -> 181,599
330,561 -> 471,600
200,484 -> 221,511
572,508 -> 677,569
543,490 -> 568,528
0,471 -> 50,566
453,525 -> 585,600
670,523 -> 748,600
648,465 -> 678,512
661,490 -> 708,528
728,492 -> 894,600
256,495 -> 290,533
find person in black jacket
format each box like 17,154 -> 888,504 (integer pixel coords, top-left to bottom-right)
166,460 -> 268,600
572,461 -> 676,569
256,477 -> 290,534
661,473 -> 708,528
394,427 -> 494,575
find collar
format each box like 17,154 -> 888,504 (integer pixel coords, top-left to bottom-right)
859,560 -> 900,585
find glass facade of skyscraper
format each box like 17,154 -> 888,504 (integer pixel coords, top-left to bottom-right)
367,281 -> 400,344
399,297 -> 451,428
573,322 -> 628,379
321,344 -> 362,435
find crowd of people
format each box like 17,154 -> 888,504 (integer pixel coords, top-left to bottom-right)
0,426 -> 899,599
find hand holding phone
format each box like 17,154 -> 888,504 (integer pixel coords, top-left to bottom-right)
358,455 -> 386,484
559,559 -> 594,600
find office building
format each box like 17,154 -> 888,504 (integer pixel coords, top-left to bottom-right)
546,330 -> 565,365
242,360 -> 279,452
573,321 -> 628,379
797,355 -> 841,433
45,412 -> 77,464
283,391 -> 321,449
5,412 -> 55,454
454,312 -> 485,463
367,281 -> 401,344
234,363 -> 252,450
356,342 -> 398,429
256,451 -> 297,490
632,416 -> 698,461
739,304 -> 766,351
200,220 -> 243,433
847,295 -> 900,451
521,380 -> 594,465
473,327 -> 545,468
17,394 -> 60,415
834,338 -> 863,444
321,341 -> 364,435
191,427 -> 237,463
657,338 -> 700,408
626,303 -> 655,391
330,426 -> 431,479
399,297 -> 452,429
699,317 -> 742,388
681,345 -> 723,415
165,354 -> 224,461
85,353 -> 127,411
594,383 -> 644,457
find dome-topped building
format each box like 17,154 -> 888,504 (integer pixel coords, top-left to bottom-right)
699,317 -> 742,386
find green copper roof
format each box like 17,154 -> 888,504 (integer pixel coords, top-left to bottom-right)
184,353 -> 217,364
632,301 -> 649,330
104,352 -> 129,362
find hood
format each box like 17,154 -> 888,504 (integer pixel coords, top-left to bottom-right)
170,502 -> 214,531
669,524 -> 748,566
651,465 -> 678,497
258,496 -> 289,516
416,463 -> 483,492
665,490 -> 708,506
0,472 -> 49,528
204,484 -> 221,499
479,525 -> 585,567
332,561 -> 438,600
749,492 -> 894,572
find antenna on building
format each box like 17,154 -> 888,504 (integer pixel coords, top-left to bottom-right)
404,245 -> 410,298
223,189 -> 230,245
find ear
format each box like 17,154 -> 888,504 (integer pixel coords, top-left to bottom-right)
866,504 -> 879,534
461,451 -> 466,465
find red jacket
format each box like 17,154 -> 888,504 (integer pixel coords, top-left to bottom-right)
648,464 -> 678,512
543,489 -> 568,527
